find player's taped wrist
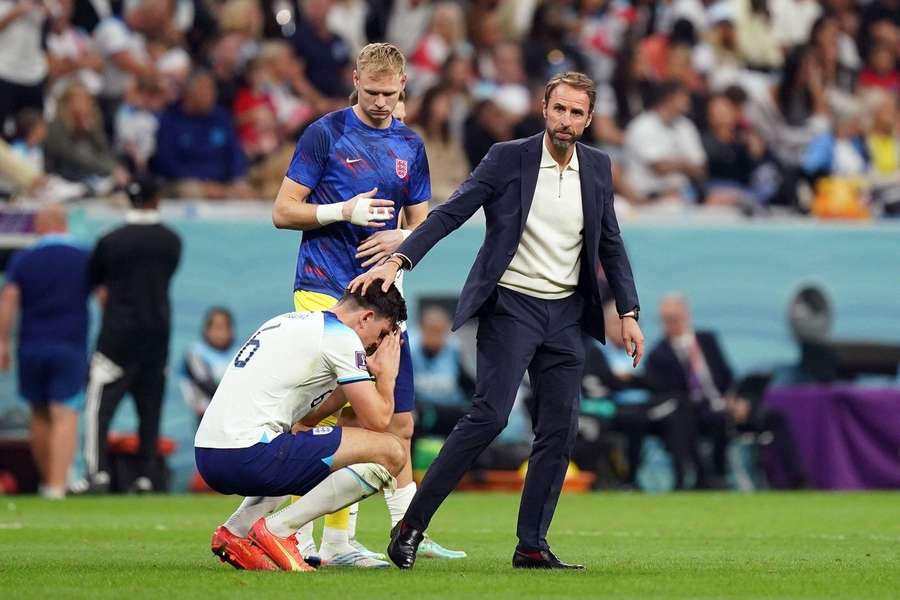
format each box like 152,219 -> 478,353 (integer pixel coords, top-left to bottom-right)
315,202 -> 345,226
315,198 -> 392,226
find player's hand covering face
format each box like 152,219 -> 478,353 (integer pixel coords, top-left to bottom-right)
355,307 -> 398,356
366,328 -> 401,384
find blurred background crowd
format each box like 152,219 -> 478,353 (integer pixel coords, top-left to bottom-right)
0,0 -> 898,498
0,0 -> 899,217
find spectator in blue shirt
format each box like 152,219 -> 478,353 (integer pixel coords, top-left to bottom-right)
0,204 -> 91,499
153,70 -> 255,199
802,105 -> 869,181
291,0 -> 351,100
410,306 -> 471,440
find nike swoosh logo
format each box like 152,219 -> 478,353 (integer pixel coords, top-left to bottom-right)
345,158 -> 362,164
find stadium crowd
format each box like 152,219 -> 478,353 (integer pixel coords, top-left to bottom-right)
0,0 -> 896,499
0,0 -> 898,216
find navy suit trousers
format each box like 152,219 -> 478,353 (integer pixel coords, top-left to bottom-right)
404,286 -> 585,551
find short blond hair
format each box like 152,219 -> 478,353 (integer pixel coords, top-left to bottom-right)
356,42 -> 406,76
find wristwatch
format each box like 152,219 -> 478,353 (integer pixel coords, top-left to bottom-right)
386,253 -> 411,270
620,307 -> 640,322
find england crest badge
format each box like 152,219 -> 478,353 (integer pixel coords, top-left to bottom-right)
395,158 -> 408,179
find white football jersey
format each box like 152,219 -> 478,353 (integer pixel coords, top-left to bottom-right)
194,311 -> 372,449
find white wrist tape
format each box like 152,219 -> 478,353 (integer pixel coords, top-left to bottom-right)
350,197 -> 392,226
399,229 -> 411,240
315,202 -> 345,225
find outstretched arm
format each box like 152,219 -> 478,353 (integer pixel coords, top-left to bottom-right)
349,143 -> 506,293
395,143 -> 505,268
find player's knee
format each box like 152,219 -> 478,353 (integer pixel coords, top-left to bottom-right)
387,412 -> 414,440
381,436 -> 406,476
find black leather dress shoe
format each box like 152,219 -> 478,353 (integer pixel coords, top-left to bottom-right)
512,548 -> 585,570
388,521 -> 425,569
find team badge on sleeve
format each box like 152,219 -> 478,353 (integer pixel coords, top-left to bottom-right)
355,351 -> 367,370
395,158 -> 408,179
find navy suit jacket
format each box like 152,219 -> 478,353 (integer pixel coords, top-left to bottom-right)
396,133 -> 640,343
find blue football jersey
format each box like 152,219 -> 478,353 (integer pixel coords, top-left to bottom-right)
286,108 -> 431,298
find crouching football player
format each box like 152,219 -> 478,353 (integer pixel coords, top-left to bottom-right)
195,285 -> 406,571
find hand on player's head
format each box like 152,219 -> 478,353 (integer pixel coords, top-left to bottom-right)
351,268 -> 394,296
340,281 -> 407,331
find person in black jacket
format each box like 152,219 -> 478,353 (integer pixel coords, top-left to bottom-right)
82,176 -> 182,493
645,293 -> 733,488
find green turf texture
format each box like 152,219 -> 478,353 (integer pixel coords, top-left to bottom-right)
1,492 -> 897,599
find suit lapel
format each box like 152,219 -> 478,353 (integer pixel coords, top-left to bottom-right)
519,133 -> 543,236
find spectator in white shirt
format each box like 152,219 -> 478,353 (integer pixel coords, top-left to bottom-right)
327,0 -> 369,57
770,0 -> 821,49
46,0 -> 104,101
385,0 -> 434,55
115,77 -> 168,173
0,0 -> 48,134
408,1 -> 468,94
623,81 -> 706,201
93,1 -> 165,104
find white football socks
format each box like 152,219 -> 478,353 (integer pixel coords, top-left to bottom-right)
322,521 -> 350,547
224,495 -> 288,537
383,482 -> 416,528
265,465 -> 392,538
347,502 -> 360,540
294,520 -> 315,553
320,503 -> 360,558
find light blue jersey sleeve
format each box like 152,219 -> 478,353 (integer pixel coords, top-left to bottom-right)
322,312 -> 373,385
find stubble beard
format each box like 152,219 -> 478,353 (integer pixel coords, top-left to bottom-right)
547,127 -> 578,151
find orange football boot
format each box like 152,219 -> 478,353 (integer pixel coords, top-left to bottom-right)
211,525 -> 278,571
248,519 -> 315,572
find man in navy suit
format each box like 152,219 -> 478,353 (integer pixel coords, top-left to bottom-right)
350,72 -> 643,570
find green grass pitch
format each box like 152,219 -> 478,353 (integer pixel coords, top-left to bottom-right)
1,492 -> 897,599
